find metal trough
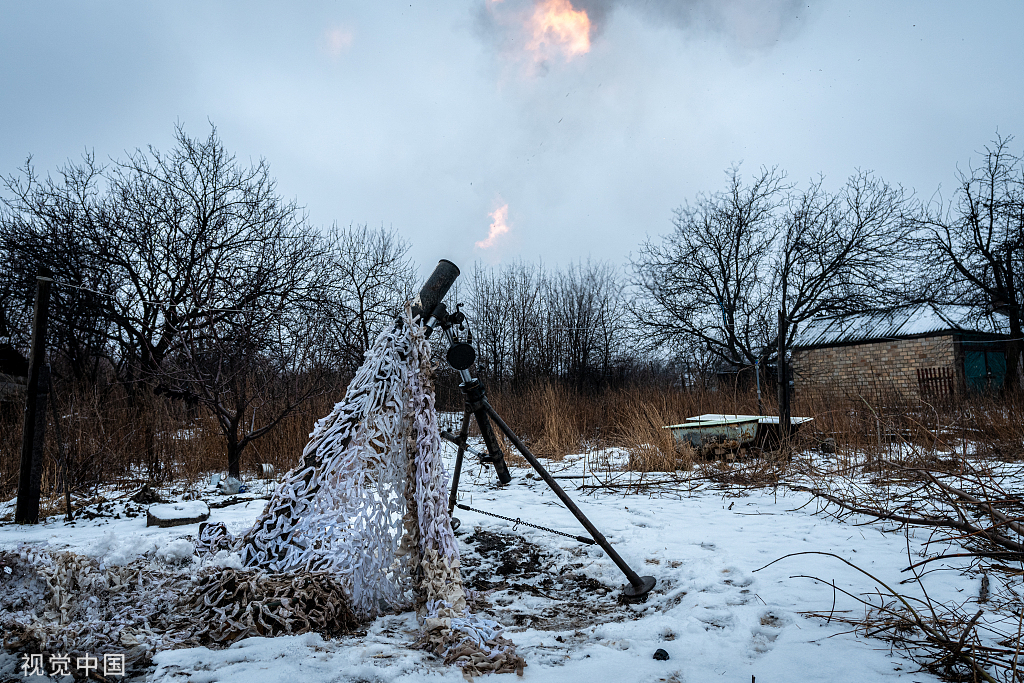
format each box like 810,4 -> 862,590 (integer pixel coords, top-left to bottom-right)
662,416 -> 761,449
684,414 -> 813,450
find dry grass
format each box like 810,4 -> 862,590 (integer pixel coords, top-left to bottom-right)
486,380 -> 762,471
5,369 -> 1024,503
491,379 -> 1024,474
0,375 -> 346,503
612,396 -> 695,472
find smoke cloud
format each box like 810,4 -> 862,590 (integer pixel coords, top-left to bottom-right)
477,0 -> 812,57
587,0 -> 809,49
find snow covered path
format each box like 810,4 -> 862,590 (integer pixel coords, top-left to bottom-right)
1,450 -> 968,682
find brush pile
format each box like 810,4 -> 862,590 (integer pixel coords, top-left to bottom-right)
786,450 -> 1024,682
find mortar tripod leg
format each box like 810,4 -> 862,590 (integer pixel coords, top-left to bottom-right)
483,402 -> 656,602
447,410 -> 472,530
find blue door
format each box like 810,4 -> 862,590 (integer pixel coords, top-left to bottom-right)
965,350 -> 1006,392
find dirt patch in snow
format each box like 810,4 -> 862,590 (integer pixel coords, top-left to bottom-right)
457,528 -> 633,632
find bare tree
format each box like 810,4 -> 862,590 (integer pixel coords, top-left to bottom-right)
161,299 -> 332,479
631,166 -> 785,368
320,223 -> 416,372
916,133 -> 1024,391
99,124 -> 324,386
772,168 -> 912,407
775,170 -> 911,320
546,260 -> 626,388
0,154 -> 119,383
467,263 -> 515,384
465,259 -> 628,390
501,260 -> 544,387
1,124 -> 332,476
632,165 -> 911,371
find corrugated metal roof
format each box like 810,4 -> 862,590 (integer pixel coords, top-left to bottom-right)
792,303 -> 1008,348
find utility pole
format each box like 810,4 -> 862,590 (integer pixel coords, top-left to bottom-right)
15,266 -> 53,524
777,309 -> 791,443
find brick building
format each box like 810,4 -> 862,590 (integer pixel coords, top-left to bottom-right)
790,303 -> 1009,400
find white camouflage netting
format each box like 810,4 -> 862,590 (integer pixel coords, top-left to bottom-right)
240,312 -> 423,615
238,306 -> 524,675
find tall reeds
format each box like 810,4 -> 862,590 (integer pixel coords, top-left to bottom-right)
4,371 -> 1024,506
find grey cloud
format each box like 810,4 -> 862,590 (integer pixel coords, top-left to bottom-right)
475,0 -> 814,54
582,0 -> 811,49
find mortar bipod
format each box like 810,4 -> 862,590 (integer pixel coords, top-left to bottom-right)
438,339 -> 655,600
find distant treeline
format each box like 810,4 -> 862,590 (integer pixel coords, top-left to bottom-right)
2,123 -> 1023,484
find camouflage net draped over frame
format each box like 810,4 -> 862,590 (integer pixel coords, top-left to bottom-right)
2,309 -> 522,677
236,307 -> 524,676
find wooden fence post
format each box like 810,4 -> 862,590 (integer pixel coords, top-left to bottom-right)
15,266 -> 54,524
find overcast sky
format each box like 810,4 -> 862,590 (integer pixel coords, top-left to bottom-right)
3,1 -> 1023,279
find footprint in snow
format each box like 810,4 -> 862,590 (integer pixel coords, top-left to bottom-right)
750,609 -> 790,656
715,568 -> 754,605
721,567 -> 753,588
697,610 -> 735,631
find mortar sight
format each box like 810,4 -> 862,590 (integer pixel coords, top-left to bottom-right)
411,259 -> 460,324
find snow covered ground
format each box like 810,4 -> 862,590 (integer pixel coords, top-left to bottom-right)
1,445 -> 985,683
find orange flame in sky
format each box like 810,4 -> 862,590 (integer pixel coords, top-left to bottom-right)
527,0 -> 591,61
476,204 -> 511,249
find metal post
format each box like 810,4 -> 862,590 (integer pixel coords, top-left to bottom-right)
777,309 -> 791,443
15,266 -> 54,524
755,358 -> 762,416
